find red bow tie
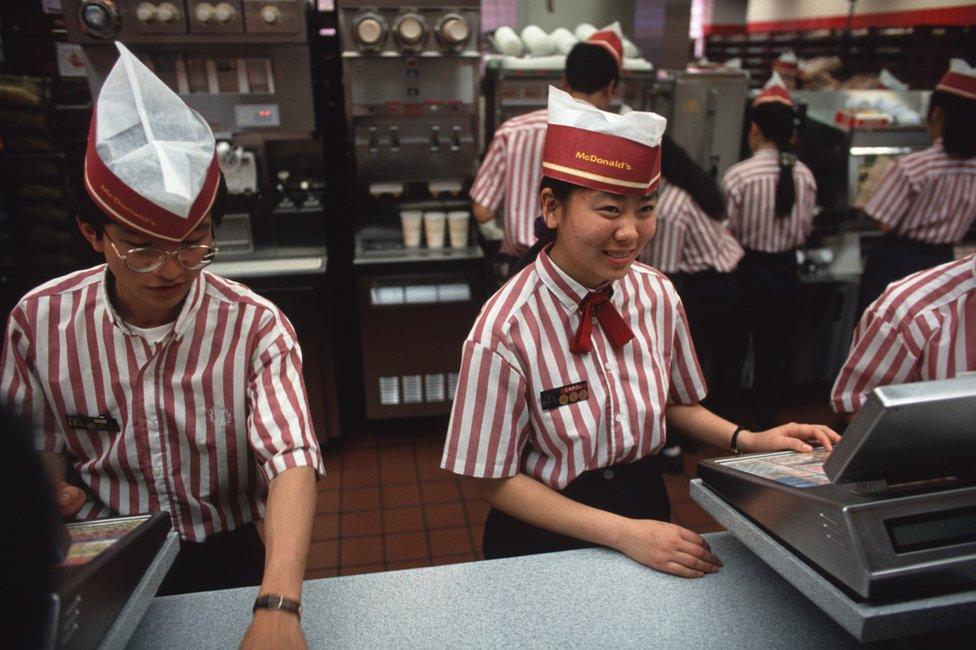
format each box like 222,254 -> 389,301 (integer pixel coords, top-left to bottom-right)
570,289 -> 635,355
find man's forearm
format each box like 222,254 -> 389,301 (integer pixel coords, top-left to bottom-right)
260,466 -> 317,600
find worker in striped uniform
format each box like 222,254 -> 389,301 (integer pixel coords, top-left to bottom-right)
0,44 -> 322,646
639,145 -> 745,424
856,58 -> 976,317
471,25 -> 625,265
442,86 -> 838,573
831,252 -> 976,415
723,72 -> 817,430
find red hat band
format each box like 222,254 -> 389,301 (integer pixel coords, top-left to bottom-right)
542,124 -> 660,195
587,31 -> 623,67
83,108 -> 220,242
753,85 -> 794,108
936,71 -> 976,100
773,60 -> 798,75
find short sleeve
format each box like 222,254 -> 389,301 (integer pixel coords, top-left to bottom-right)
722,175 -> 743,236
469,132 -> 508,212
667,297 -> 708,405
247,313 -> 326,484
0,306 -> 64,453
863,159 -> 915,231
441,339 -> 531,479
830,307 -> 921,414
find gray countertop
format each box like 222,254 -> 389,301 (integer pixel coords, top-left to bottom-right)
129,532 -> 867,649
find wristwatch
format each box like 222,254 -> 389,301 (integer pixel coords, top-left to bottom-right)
730,425 -> 748,455
253,594 -> 302,619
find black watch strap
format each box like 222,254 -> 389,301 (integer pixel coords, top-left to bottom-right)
730,426 -> 747,455
253,594 -> 301,619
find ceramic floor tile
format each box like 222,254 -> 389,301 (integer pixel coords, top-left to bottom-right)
305,567 -> 338,580
382,483 -> 422,508
342,486 -> 381,512
339,563 -> 386,576
428,527 -> 473,557
430,553 -> 478,566
420,479 -> 459,504
423,501 -> 466,529
312,513 -> 339,540
342,463 -> 380,488
384,531 -> 430,562
340,534 -> 385,566
378,461 -> 418,485
306,540 -> 339,570
383,506 -> 425,534
342,509 -> 382,537
316,490 -> 341,514
386,557 -> 432,572
463,498 -> 491,525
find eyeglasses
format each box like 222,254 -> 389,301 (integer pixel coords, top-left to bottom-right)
106,235 -> 219,274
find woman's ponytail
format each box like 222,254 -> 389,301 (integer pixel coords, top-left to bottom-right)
752,102 -> 798,218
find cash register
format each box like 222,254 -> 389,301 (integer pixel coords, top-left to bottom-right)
699,375 -> 976,601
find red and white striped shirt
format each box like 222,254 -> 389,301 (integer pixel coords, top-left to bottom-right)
441,247 -> 707,490
0,266 -> 325,541
470,109 -> 548,257
863,139 -> 976,244
639,181 -> 744,274
723,149 -> 817,253
830,253 -> 976,414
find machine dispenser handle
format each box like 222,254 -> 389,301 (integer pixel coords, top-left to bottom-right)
390,126 -> 400,152
450,126 -> 461,152
368,126 -> 379,155
429,125 -> 440,152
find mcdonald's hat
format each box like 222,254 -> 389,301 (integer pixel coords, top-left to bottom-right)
542,86 -> 666,195
753,71 -> 794,108
935,58 -> 976,100
587,21 -> 624,68
83,42 -> 219,242
772,50 -> 798,75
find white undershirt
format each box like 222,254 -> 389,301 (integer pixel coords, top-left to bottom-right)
127,322 -> 174,345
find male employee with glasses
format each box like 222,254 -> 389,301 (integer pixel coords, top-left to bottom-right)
0,43 -> 322,649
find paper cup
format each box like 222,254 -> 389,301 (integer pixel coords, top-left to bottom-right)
493,26 -> 524,57
447,211 -> 470,248
400,210 -> 422,248
521,25 -> 555,56
550,27 -> 578,55
423,211 -> 447,249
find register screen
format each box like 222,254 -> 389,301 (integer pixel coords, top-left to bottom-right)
724,448 -> 831,489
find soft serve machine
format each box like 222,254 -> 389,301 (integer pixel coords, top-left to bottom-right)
62,0 -> 341,438
338,0 -> 486,419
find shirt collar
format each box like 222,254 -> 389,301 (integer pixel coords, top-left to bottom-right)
753,147 -> 780,158
97,265 -> 206,340
535,245 -> 616,311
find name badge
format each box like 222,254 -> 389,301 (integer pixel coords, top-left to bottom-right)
66,414 -> 121,433
540,381 -> 590,411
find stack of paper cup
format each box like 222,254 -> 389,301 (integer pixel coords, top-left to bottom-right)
521,25 -> 555,56
424,211 -> 447,249
493,26 -> 524,56
447,211 -> 470,248
400,210 -> 422,248
550,27 -> 578,55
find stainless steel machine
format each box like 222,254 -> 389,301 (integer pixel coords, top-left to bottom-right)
339,0 -> 486,420
699,375 -> 976,601
61,0 -> 342,439
648,68 -> 750,179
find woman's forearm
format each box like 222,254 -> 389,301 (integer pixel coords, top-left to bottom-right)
665,403 -> 737,450
476,473 -> 632,550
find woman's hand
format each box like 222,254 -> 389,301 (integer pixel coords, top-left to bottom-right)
738,422 -> 841,454
614,519 -> 722,578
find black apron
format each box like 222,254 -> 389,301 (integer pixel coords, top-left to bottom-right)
737,248 -> 800,431
157,522 -> 265,595
672,269 -> 747,423
857,234 -> 954,317
482,454 -> 670,560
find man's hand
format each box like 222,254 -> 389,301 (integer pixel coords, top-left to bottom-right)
241,610 -> 306,650
55,481 -> 86,520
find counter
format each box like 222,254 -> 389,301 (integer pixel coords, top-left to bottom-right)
129,532 -> 865,649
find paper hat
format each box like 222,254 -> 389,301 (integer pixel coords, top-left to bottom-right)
587,21 -> 623,68
772,50 -> 798,75
84,42 -> 219,242
878,68 -> 908,91
935,58 -> 976,100
542,86 -> 666,195
753,72 -> 794,108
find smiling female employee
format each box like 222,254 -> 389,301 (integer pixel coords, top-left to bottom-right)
856,59 -> 976,317
441,87 -> 838,575
723,73 -> 816,430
